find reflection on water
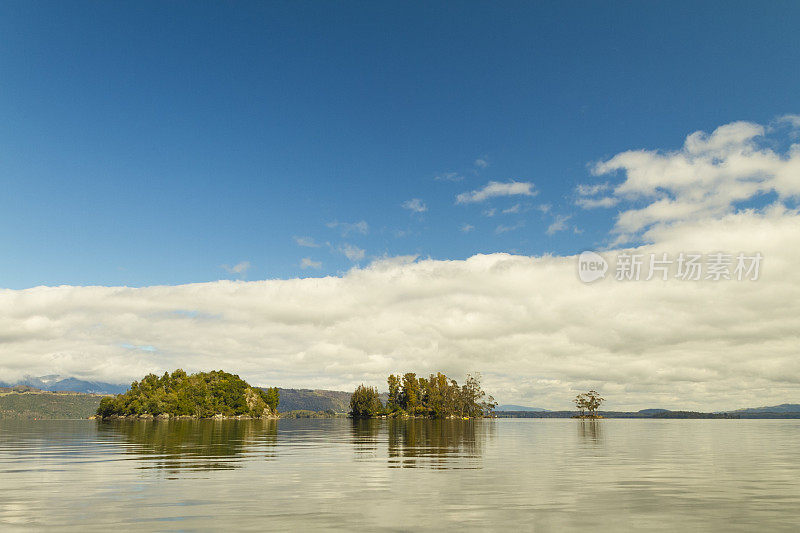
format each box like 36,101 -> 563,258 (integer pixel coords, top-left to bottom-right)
386,419 -> 487,469
97,419 -> 278,473
3,419 -> 800,531
578,419 -> 603,443
349,418 -> 491,469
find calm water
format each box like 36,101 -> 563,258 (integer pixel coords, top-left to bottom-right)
1,418 -> 798,531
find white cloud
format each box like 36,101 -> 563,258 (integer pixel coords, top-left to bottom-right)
496,221 -> 524,234
300,258 -> 322,270
434,172 -> 464,182
483,208 -> 497,217
576,196 -> 619,209
294,236 -> 320,248
575,182 -> 618,209
327,220 -> 369,236
593,119 -> 800,242
460,224 -> 475,233
777,114 -> 800,128
402,198 -> 428,213
338,244 -> 365,262
546,215 -> 571,235
575,182 -> 611,196
222,261 -> 251,276
456,181 -> 537,204
502,203 -> 521,214
4,118 -> 800,412
474,158 -> 489,169
3,208 -> 799,411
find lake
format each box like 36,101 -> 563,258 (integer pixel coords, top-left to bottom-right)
1,418 -> 798,531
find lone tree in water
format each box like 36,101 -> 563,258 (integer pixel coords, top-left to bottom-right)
574,390 -> 604,418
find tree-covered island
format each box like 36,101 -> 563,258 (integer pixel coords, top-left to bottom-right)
350,372 -> 496,419
573,390 -> 604,419
96,370 -> 279,419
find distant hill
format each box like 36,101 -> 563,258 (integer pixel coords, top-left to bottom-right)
637,409 -> 670,415
0,375 -> 126,395
0,390 -> 103,419
731,404 -> 800,415
496,404 -> 549,412
274,388 -> 351,412
274,388 -> 391,413
1,380 -> 383,415
494,410 -> 736,419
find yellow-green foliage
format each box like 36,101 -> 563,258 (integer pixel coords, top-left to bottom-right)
97,369 -> 279,418
388,372 -> 496,418
354,372 -> 497,419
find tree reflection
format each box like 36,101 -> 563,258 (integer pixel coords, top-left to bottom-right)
97,419 -> 277,473
380,419 -> 491,469
350,418 -> 381,459
578,419 -> 603,444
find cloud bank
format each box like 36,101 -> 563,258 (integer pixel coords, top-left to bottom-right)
2,206 -> 799,410
2,118 -> 799,410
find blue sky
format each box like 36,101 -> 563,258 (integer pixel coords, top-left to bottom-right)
2,1 -> 799,289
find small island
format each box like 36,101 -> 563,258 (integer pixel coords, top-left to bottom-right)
349,372 -> 496,419
573,390 -> 604,419
95,369 -> 280,420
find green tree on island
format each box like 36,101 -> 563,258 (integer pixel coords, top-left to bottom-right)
351,372 -> 496,419
349,384 -> 383,418
574,390 -> 604,418
96,369 -> 279,419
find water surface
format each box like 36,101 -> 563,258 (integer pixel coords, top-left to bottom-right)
1,418 -> 798,531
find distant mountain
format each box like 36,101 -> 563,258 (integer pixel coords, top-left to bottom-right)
638,409 -> 670,415
0,390 -> 103,419
272,388 -> 385,413
0,375 -> 126,395
496,404 -> 549,412
273,388 -> 352,413
731,403 -> 800,414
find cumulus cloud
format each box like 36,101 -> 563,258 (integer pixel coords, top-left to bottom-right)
3,118 -> 800,412
593,119 -> 800,242
576,183 -> 611,196
338,244 -> 365,262
300,258 -> 322,270
575,182 -> 619,209
294,236 -> 320,248
546,215 -> 572,235
2,208 -> 799,411
222,261 -> 251,276
434,172 -> 464,182
327,220 -> 369,236
778,114 -> 800,128
456,181 -> 537,204
576,196 -> 619,209
496,221 -> 524,234
402,198 -> 428,213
